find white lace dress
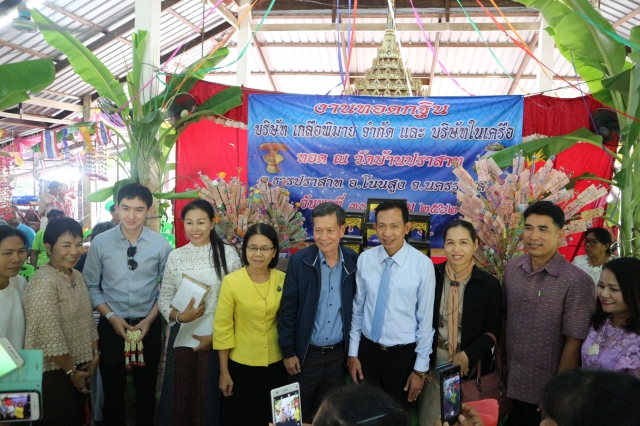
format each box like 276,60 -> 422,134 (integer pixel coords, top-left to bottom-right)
158,242 -> 242,348
572,254 -> 617,286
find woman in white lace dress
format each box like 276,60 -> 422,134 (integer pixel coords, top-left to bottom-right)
158,199 -> 241,426
572,227 -> 617,285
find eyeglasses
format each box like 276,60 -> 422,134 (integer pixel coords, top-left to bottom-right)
246,246 -> 274,253
584,239 -> 600,246
127,246 -> 138,270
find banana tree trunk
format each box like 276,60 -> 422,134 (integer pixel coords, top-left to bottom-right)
138,155 -> 162,234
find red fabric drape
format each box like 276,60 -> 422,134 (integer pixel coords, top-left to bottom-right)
176,85 -> 615,259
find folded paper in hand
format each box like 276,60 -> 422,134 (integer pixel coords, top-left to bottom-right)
170,274 -> 210,311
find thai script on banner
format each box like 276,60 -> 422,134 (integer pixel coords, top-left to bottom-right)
248,94 -> 523,248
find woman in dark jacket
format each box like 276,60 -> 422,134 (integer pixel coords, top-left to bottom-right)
418,219 -> 502,426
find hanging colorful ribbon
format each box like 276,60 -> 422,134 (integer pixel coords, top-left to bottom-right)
345,0 -> 358,87
336,0 -> 346,90
407,0 -> 474,96
572,11 -> 640,52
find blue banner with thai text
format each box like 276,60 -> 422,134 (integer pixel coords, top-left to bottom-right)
248,95 -> 523,248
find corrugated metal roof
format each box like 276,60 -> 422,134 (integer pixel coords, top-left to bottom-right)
0,0 -> 638,141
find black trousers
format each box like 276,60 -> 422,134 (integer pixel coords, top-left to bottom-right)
222,359 -> 287,426
508,399 -> 541,426
288,345 -> 345,423
358,336 -> 416,411
98,315 -> 162,426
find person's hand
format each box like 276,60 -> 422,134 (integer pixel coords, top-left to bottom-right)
349,356 -> 364,384
109,315 -> 134,342
404,371 -> 425,402
79,356 -> 99,383
447,351 -> 470,376
220,372 -> 234,397
192,334 -> 213,352
69,370 -> 91,394
434,403 -> 484,426
132,318 -> 151,343
178,298 -> 205,324
283,356 -> 301,375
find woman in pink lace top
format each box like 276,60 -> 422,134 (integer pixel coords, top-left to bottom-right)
581,257 -> 640,378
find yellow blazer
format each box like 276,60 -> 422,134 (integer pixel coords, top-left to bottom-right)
213,267 -> 285,366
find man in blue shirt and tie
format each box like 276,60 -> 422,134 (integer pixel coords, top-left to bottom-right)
83,183 -> 172,426
278,202 -> 358,422
349,200 -> 436,410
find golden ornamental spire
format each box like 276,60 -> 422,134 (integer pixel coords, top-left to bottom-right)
346,0 -> 428,97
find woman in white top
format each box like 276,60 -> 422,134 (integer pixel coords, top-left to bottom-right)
0,226 -> 28,349
572,227 -> 617,285
158,199 -> 242,426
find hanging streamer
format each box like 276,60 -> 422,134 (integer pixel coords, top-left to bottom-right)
455,0 -> 520,89
336,0 -> 345,90
345,0 -> 358,87
407,0 -> 474,96
572,11 -> 640,52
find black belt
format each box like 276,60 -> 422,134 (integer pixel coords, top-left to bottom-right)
308,341 -> 344,353
365,336 -> 415,352
125,317 -> 144,326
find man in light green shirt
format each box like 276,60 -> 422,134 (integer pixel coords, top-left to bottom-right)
30,209 -> 65,267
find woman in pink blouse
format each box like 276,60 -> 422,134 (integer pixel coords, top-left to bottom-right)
581,257 -> 640,377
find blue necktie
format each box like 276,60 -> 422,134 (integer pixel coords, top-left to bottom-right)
370,257 -> 394,342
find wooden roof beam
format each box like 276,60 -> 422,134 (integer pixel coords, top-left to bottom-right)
0,39 -> 58,61
613,7 -> 640,28
42,1 -> 107,34
508,32 -> 538,95
253,22 -> 541,32
0,118 -> 48,130
428,32 -> 441,91
166,8 -> 202,33
23,96 -> 84,112
0,111 -> 76,125
253,41 -> 276,91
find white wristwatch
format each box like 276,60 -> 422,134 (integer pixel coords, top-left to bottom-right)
105,312 -> 116,321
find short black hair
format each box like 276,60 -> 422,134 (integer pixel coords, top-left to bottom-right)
585,227 -> 613,255
90,221 -> 116,241
523,201 -> 565,229
314,385 -> 410,426
241,223 -> 280,269
48,181 -> 61,191
117,183 -> 153,208
592,257 -> 640,334
0,225 -> 27,246
542,369 -> 640,426
444,219 -> 477,242
109,204 -> 116,213
375,200 -> 409,224
311,202 -> 346,226
46,209 -> 65,220
44,217 -> 83,247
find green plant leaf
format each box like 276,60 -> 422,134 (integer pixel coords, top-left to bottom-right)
0,59 -> 55,109
87,186 -> 115,202
602,69 -> 631,95
32,8 -> 128,111
196,86 -> 243,115
152,190 -> 200,200
165,163 -> 176,172
487,128 -> 603,168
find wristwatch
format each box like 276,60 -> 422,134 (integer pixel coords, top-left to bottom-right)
413,370 -> 428,380
105,312 -> 116,321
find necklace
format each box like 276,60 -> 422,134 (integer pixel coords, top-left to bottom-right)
248,267 -> 271,301
587,319 -> 624,356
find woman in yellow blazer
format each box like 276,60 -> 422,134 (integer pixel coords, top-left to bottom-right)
214,223 -> 287,426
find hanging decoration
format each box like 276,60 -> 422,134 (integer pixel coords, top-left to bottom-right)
0,153 -> 13,219
198,172 -> 306,253
453,155 -> 608,280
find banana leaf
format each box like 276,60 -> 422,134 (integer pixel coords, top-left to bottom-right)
87,186 -> 115,202
487,128 -> 604,168
196,86 -> 243,115
0,59 -> 55,110
152,190 -> 200,200
32,9 -> 128,111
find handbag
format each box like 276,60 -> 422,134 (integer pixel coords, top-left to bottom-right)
461,332 -> 512,418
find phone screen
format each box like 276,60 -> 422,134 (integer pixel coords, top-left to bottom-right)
0,346 -> 20,378
440,366 -> 462,423
272,390 -> 301,426
0,393 -> 36,421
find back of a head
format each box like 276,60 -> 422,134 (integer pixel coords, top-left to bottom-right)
90,222 -> 116,241
542,369 -> 640,426
313,386 -> 409,426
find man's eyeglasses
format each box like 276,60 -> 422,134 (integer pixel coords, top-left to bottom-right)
246,246 -> 274,253
584,239 -> 600,246
128,246 -> 138,270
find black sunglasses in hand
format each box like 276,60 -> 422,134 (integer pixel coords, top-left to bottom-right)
127,246 -> 138,271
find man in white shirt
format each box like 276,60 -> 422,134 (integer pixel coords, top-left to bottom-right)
349,200 -> 436,411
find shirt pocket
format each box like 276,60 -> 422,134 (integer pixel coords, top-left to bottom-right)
392,285 -> 417,312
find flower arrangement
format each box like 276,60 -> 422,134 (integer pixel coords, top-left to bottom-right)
453,154 -> 608,280
198,172 -> 306,253
0,153 -> 13,220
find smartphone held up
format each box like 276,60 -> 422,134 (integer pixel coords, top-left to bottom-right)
271,382 -> 302,426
